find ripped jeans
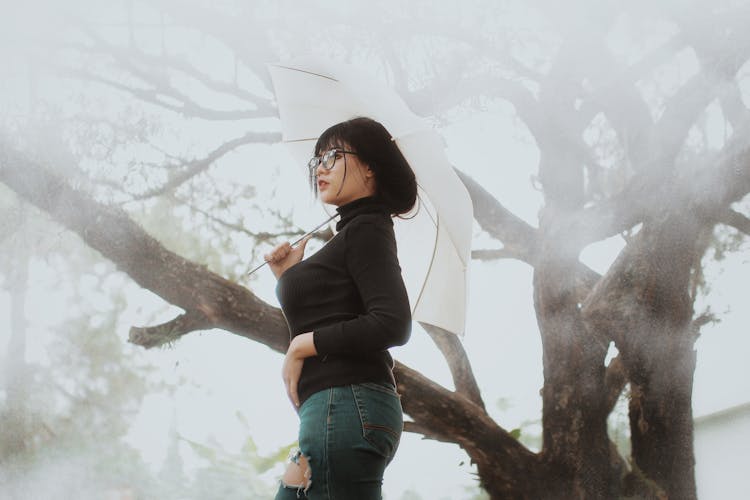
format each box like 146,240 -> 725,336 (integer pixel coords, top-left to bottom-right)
274,382 -> 403,500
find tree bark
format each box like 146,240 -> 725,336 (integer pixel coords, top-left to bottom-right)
627,222 -> 699,500
534,212 -> 617,499
582,215 -> 704,499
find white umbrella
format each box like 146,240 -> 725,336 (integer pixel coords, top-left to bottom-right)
268,58 -> 473,336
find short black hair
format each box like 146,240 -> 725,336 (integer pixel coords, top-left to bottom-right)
314,117 -> 417,216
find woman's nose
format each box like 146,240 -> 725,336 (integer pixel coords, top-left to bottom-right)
316,161 -> 330,177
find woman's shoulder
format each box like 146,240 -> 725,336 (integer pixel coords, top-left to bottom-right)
340,213 -> 394,243
341,212 -> 396,254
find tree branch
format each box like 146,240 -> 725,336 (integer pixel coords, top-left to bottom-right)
471,248 -> 519,261
179,197 -> 328,243
455,168 -> 538,265
0,139 -> 289,353
550,24 -> 750,250
718,81 -> 750,129
408,75 -> 545,137
691,119 -> 750,207
554,114 -> 750,252
579,33 -> 685,123
420,322 -> 485,410
128,310 -> 212,348
58,66 -> 266,121
717,208 -> 750,235
66,24 -> 274,114
457,168 -> 603,301
128,130 -> 279,200
156,0 -> 276,91
394,361 -> 540,489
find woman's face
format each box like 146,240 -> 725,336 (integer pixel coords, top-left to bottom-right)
314,144 -> 376,206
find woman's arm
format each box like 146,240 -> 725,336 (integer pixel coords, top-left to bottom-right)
312,217 -> 412,356
282,332 -> 317,408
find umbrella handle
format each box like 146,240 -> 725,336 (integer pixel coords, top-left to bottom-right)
244,213 -> 338,278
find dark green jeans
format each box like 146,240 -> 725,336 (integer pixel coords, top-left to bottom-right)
275,382 -> 403,499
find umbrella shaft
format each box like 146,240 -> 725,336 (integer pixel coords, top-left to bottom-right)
245,213 -> 337,277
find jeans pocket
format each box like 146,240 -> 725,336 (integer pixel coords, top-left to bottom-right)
351,383 -> 403,461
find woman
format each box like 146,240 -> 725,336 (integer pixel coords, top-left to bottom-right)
266,117 -> 417,499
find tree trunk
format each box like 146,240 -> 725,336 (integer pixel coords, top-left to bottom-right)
623,218 -> 699,500
582,215 -> 703,499
534,216 -> 618,499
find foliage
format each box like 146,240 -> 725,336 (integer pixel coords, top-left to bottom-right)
0,291 -> 157,498
181,431 -> 292,499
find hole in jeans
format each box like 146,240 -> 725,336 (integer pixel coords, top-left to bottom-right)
280,447 -> 312,496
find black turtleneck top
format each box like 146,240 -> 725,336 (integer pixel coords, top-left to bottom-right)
275,196 -> 412,405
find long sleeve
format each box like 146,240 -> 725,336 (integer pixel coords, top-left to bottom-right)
312,218 -> 412,356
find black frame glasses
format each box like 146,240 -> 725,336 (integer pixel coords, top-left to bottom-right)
307,148 -> 358,171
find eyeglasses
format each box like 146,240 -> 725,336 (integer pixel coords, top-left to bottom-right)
307,148 -> 358,171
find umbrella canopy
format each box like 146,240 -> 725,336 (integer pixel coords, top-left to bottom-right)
268,58 -> 473,336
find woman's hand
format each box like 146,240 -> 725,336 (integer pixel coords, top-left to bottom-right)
264,236 -> 311,279
282,352 -> 304,409
282,332 -> 317,409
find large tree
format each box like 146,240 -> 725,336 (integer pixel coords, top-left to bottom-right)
2,1 -> 750,498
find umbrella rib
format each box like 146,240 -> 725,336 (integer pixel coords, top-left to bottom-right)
284,138 -> 319,143
271,64 -> 339,81
416,187 -> 438,227
411,210 -> 439,318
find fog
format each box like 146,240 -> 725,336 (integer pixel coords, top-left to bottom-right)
1,0 -> 749,498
